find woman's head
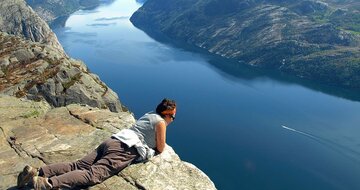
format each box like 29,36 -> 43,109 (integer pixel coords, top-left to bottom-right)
156,98 -> 176,120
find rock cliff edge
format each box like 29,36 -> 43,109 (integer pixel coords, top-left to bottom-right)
0,96 -> 216,190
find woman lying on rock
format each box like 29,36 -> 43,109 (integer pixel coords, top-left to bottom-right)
17,98 -> 177,190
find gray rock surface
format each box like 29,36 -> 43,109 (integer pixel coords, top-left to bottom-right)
0,32 -> 124,112
0,95 -> 216,190
0,0 -> 64,51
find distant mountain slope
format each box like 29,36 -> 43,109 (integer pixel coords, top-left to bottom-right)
131,0 -> 360,88
25,0 -> 103,27
0,0 -> 63,51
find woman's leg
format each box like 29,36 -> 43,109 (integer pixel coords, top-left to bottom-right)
19,145 -> 101,188
40,139 -> 106,178
48,138 -> 139,189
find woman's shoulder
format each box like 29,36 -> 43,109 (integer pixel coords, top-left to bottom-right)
138,112 -> 163,121
146,112 -> 164,123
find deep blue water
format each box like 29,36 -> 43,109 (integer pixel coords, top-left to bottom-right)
53,1 -> 360,189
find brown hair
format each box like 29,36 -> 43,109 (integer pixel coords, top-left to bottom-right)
156,98 -> 176,117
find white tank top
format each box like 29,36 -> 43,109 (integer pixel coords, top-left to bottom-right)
129,111 -> 165,148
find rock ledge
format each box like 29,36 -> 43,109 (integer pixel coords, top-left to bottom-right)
0,95 -> 216,190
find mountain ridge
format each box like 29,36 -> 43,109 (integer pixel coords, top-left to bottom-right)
131,0 -> 360,89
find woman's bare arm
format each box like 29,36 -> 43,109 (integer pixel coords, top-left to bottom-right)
155,121 -> 167,153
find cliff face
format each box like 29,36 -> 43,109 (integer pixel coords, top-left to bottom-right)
0,32 -> 124,112
131,0 -> 360,88
0,1 -> 123,111
0,0 -> 63,51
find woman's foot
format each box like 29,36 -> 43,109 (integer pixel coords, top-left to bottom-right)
33,176 -> 52,190
17,165 -> 38,188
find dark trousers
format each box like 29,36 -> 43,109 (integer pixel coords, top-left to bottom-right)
40,138 -> 139,189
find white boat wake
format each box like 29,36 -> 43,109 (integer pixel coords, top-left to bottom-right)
281,125 -> 360,163
281,125 -> 317,140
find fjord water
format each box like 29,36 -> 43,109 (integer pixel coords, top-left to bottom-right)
53,0 -> 360,189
